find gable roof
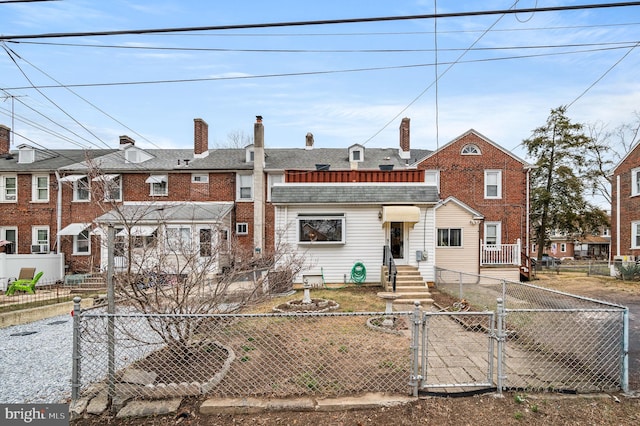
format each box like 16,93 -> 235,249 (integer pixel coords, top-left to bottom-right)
435,196 -> 484,219
611,139 -> 640,173
411,129 -> 529,167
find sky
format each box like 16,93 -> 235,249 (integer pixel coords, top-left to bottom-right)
1,0 -> 639,162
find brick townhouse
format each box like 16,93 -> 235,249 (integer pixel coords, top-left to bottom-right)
0,117 -> 532,283
611,140 -> 640,261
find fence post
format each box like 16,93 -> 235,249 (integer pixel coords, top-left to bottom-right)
71,296 -> 82,401
495,298 -> 505,396
458,272 -> 463,301
622,307 -> 630,394
410,301 -> 423,397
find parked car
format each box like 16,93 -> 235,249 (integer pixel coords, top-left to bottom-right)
531,254 -> 562,268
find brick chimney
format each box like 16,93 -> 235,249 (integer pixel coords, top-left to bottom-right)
399,117 -> 410,160
253,115 -> 265,257
305,132 -> 314,150
193,118 -> 209,157
0,125 -> 10,155
119,135 -> 135,148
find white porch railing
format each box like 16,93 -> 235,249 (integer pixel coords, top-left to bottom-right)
480,239 -> 521,266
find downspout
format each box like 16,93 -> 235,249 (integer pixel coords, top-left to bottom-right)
55,171 -> 62,254
616,175 -> 621,257
526,167 -> 531,257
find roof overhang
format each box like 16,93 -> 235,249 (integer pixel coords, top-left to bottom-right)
58,223 -> 91,236
381,206 -> 420,223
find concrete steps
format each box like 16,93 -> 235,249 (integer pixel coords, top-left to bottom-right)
386,265 -> 433,306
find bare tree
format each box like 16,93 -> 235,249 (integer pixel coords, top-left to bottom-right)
212,129 -> 253,149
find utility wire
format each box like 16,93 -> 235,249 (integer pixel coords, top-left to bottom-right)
3,45 -> 634,91
7,39 -> 638,53
2,2 -> 640,40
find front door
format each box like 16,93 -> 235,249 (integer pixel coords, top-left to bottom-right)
390,222 -> 405,261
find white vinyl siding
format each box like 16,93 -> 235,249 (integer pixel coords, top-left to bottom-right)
435,201 -> 480,277
275,205 -> 435,284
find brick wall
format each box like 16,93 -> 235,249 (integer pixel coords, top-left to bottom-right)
611,145 -> 640,258
418,132 -> 528,245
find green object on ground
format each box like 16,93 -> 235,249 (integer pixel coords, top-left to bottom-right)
6,271 -> 44,296
350,262 -> 366,284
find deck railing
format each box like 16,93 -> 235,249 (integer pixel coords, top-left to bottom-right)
480,239 -> 521,266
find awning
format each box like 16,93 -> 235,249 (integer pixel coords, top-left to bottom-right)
58,223 -> 91,236
382,206 -> 420,223
58,174 -> 86,182
116,226 -> 158,237
145,175 -> 167,184
92,174 -> 119,182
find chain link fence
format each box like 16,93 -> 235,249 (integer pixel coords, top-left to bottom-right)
73,305 -> 415,403
435,268 -> 628,393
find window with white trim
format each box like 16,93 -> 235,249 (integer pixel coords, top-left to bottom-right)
199,228 -> 213,257
424,170 -> 439,190
1,175 -> 17,202
146,175 -> 168,196
237,173 -> 253,200
32,226 -> 50,253
32,175 -> 49,202
484,222 -> 501,246
298,215 -> 345,244
461,144 -> 481,155
267,173 -> 284,202
437,228 -> 462,247
632,221 -> 640,249
73,177 -> 90,201
236,223 -> 248,235
165,225 -> 192,251
1,227 -> 17,254
93,174 -> 121,201
560,243 -> 567,252
632,168 -> 640,197
192,174 -> 209,183
74,229 -> 90,255
484,170 -> 502,199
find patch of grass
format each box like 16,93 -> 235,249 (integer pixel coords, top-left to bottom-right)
338,345 -> 348,353
514,411 -> 524,420
298,372 -> 320,391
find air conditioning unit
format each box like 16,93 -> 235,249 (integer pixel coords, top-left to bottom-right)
31,244 -> 49,254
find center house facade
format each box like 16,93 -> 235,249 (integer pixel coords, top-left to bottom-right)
0,116 -> 531,284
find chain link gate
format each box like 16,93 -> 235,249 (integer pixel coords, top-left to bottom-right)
409,302 -> 497,395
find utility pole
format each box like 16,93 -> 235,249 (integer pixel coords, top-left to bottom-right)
1,93 -> 26,146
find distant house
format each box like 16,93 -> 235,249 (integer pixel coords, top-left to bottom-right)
611,140 -> 640,262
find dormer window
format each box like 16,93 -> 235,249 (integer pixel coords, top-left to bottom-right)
124,146 -> 153,164
17,145 -> 35,164
348,144 -> 365,162
245,145 -> 255,163
461,144 -> 481,155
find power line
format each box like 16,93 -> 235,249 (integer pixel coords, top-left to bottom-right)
2,44 -> 634,91
7,39 -> 638,54
2,2 -> 640,40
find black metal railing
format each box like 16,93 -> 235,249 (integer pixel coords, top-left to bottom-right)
382,245 -> 397,292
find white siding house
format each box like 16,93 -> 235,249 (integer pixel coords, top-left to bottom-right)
272,183 -> 439,284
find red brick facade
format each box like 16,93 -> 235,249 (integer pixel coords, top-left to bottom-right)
611,143 -> 640,259
417,131 -> 529,246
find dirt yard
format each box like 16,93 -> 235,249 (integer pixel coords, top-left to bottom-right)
71,273 -> 640,426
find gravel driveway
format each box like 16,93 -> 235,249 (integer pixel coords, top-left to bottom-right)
0,314 -> 73,404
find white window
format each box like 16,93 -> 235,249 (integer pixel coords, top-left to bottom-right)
73,176 -> 90,201
1,227 -> 17,254
560,243 -> 567,252
237,174 -> 253,200
532,243 -> 537,253
146,175 -> 168,196
437,228 -> 462,247
297,215 -> 345,244
348,144 -> 365,162
236,223 -> 248,235
192,174 -> 209,183
424,170 -> 439,190
267,173 -> 284,202
632,221 -> 640,249
461,144 -> 481,155
74,229 -> 90,255
484,170 -> 502,199
632,168 -> 640,197
32,226 -> 50,253
93,174 -> 121,201
484,222 -> 501,246
165,225 -> 192,251
32,175 -> 49,202
1,175 -> 17,201
198,227 -> 213,257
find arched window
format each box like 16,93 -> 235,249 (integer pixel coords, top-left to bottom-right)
461,144 -> 481,155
